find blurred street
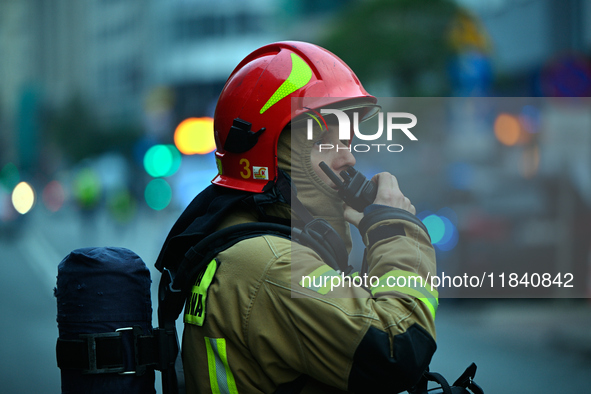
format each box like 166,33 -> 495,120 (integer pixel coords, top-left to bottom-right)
431,301 -> 591,393
1,205 -> 590,393
2,2 -> 591,392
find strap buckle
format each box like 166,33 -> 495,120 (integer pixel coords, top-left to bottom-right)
76,326 -> 145,375
78,331 -> 125,374
115,326 -> 145,375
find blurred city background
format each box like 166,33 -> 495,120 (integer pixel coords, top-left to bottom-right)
1,0 -> 590,392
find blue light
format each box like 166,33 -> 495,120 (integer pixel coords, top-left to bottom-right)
423,214 -> 446,244
420,209 -> 459,251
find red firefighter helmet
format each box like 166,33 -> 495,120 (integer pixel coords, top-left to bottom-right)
212,41 -> 378,192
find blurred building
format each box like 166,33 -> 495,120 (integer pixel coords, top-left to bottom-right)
460,0 -> 591,92
0,1 -> 40,164
86,0 -> 149,123
0,0 -> 590,295
149,0 -> 280,134
149,0 -> 280,124
0,0 -> 281,168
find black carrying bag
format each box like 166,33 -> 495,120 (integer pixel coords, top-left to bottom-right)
409,363 -> 484,394
55,247 -> 156,394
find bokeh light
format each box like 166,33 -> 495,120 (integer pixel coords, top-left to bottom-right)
494,113 -> 521,146
143,144 -> 182,178
419,209 -> 459,251
73,168 -> 102,209
540,54 -> 591,97
422,214 -> 446,244
144,178 -> 172,210
42,180 -> 66,212
12,182 -> 35,214
174,117 -> 216,155
107,188 -> 136,223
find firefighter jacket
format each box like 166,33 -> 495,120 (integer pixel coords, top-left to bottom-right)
181,202 -> 438,393
166,123 -> 438,393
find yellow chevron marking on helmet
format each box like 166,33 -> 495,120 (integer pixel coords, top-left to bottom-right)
260,53 -> 312,114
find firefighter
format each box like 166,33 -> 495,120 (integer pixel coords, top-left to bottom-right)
156,41 -> 437,393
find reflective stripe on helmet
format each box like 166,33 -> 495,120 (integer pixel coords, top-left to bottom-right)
306,112 -> 325,131
260,52 -> 312,114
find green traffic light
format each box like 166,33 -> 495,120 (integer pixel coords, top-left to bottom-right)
144,178 -> 172,210
143,144 -> 181,178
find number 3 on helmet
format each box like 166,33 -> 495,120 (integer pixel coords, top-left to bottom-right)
212,41 -> 378,193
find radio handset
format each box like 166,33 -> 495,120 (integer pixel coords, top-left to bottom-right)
319,162 -> 377,212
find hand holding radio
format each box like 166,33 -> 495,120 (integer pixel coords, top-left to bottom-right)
319,162 -> 377,212
319,162 -> 415,227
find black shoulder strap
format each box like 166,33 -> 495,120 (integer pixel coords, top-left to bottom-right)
158,222 -> 292,325
423,371 -> 453,394
409,363 -> 483,394
452,363 -> 483,394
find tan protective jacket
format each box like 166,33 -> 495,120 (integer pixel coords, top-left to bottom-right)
182,206 -> 438,393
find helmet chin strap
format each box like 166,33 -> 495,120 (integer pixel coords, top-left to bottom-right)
275,170 -> 352,274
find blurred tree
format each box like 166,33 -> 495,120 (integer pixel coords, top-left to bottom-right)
48,96 -> 141,164
320,0 -> 460,96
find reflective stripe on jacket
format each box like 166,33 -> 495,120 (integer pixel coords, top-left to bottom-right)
182,208 -> 437,393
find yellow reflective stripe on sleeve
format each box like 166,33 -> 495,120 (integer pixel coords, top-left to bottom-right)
260,53 -> 312,114
299,265 -> 339,295
204,337 -> 239,394
184,259 -> 218,326
371,270 -> 439,319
